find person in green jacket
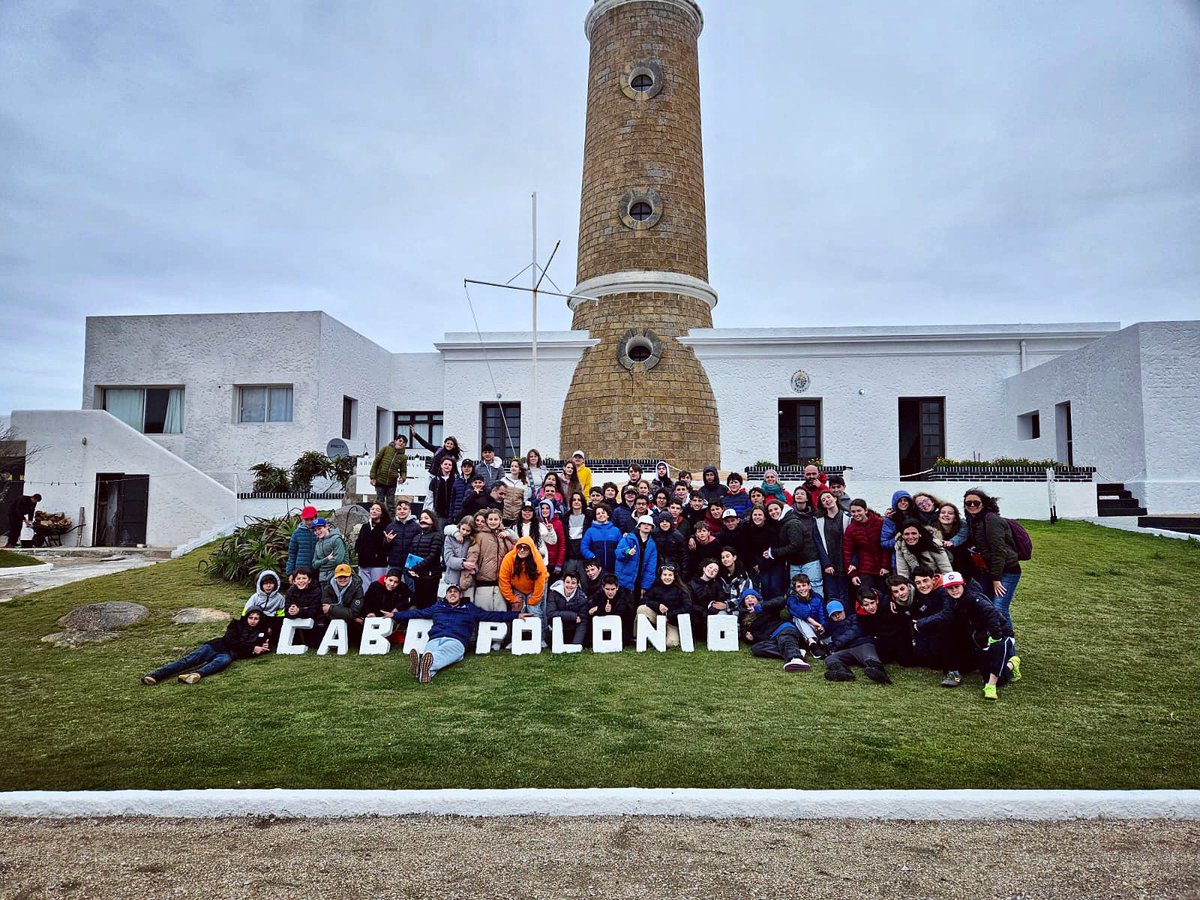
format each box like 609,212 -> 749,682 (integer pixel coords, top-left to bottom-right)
311,518 -> 348,583
370,434 -> 409,517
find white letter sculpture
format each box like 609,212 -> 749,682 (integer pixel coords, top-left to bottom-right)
317,619 -> 349,656
475,621 -> 508,655
676,613 -> 695,652
550,617 -> 583,654
706,614 -> 740,652
635,613 -> 668,652
358,617 -> 395,655
402,618 -> 434,654
510,617 -> 542,656
276,618 -> 313,655
591,615 -> 623,653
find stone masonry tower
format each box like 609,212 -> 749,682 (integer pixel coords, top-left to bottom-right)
560,0 -> 720,470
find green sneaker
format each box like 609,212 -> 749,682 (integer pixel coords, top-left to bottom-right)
1008,655 -> 1022,682
983,683 -> 998,701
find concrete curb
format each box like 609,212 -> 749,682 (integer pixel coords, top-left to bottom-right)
2,789 -> 1198,820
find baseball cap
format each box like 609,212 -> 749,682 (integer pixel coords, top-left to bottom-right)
334,564 -> 353,577
941,572 -> 965,587
311,517 -> 329,527
722,508 -> 739,519
826,600 -> 845,616
636,515 -> 655,526
301,506 -> 318,519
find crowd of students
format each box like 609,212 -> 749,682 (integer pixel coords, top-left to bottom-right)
143,437 -> 1026,701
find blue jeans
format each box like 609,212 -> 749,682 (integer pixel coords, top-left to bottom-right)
424,636 -> 465,679
149,643 -> 233,680
990,572 -> 1020,628
790,560 -> 824,601
756,562 -> 787,601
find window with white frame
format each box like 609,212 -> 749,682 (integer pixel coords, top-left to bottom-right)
238,385 -> 293,423
103,387 -> 184,434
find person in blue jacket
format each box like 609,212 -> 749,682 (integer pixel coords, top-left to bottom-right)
285,505 -> 319,583
822,599 -> 891,684
784,573 -> 827,655
580,503 -> 623,573
880,490 -> 917,555
616,515 -> 659,605
393,583 -> 532,683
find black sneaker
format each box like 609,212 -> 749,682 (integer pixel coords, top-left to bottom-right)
864,665 -> 892,685
940,670 -> 962,688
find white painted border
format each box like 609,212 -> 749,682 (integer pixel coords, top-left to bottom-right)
570,271 -> 719,311
0,562 -> 54,576
2,789 -> 1197,820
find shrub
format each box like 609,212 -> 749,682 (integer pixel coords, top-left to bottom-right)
290,451 -> 332,492
249,463 -> 291,494
936,456 -> 1065,468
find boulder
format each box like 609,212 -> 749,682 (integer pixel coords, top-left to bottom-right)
329,504 -> 368,541
173,607 -> 232,625
56,602 -> 149,632
41,630 -> 121,649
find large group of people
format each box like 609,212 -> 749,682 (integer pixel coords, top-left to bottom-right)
143,435 -> 1027,700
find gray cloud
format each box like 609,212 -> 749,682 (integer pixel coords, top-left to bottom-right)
2,0 -> 1197,412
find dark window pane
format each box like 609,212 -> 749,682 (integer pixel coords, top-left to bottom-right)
143,389 -> 170,434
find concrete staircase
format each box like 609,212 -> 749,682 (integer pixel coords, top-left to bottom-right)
1137,515 -> 1200,536
1096,483 -> 1147,517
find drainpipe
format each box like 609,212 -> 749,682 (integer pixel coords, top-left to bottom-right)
1019,339 -> 1028,372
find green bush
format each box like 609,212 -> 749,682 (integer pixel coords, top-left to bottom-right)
249,463 -> 291,494
290,451 -> 332,492
936,456 -> 1065,468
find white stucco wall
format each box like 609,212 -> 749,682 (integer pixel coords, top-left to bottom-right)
436,332 -> 594,459
11,410 -> 235,548
681,324 -> 1117,478
816,479 -> 1096,520
316,314 -> 398,456
1006,322 -> 1200,513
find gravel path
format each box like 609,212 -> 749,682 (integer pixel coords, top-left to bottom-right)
1,816 -> 1197,899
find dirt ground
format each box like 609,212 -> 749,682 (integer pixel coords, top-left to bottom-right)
1,816 -> 1197,899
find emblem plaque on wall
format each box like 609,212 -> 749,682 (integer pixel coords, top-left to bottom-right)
790,369 -> 811,394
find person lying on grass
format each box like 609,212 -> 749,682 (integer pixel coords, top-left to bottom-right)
941,571 -> 1021,701
821,597 -> 891,684
393,583 -> 534,684
141,610 -> 272,685
741,587 -> 812,672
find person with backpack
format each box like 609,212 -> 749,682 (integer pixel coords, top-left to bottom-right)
964,488 -> 1026,628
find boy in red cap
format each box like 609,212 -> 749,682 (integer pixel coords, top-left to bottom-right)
286,505 -> 319,584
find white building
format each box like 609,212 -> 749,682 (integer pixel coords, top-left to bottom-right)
7,0 -> 1199,547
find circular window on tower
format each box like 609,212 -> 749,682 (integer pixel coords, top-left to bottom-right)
617,328 -> 664,372
622,61 -> 664,100
620,189 -> 663,231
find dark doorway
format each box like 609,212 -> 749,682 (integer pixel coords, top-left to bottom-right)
898,397 -> 945,478
778,399 -> 822,466
1055,401 -> 1074,467
94,474 -> 150,547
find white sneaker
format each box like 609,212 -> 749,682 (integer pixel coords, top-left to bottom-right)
783,657 -> 811,673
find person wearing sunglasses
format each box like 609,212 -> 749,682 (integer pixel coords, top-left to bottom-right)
963,489 -> 1022,628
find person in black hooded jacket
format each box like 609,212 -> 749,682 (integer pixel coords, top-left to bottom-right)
363,568 -> 414,618
698,466 -> 728,505
636,565 -> 695,648
652,515 -> 689,576
141,610 -> 271,685
283,567 -> 326,647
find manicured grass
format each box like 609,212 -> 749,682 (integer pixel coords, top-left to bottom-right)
0,521 -> 1197,791
0,549 -> 40,568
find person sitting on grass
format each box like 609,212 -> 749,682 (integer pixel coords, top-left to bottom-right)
855,585 -> 913,666
363,568 -> 413,618
588,573 -> 636,642
546,571 -> 591,645
741,587 -> 812,672
635,564 -> 694,648
283,567 -> 325,648
141,609 -> 271,685
892,567 -> 966,687
941,571 -> 1021,701
243,569 -> 285,628
784,573 -> 827,657
821,598 -> 891,684
394,583 -> 532,683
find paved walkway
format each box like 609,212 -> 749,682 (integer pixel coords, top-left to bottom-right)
0,816 -> 1196,898
0,552 -> 159,602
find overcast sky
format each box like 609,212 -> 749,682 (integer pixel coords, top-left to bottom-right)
2,1 -> 1198,413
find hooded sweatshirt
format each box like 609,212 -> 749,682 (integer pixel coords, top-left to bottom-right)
499,536 -> 549,607
581,518 -> 623,572
650,461 -> 674,497
243,569 -> 285,617
209,613 -> 273,659
546,578 -> 590,618
699,466 -> 728,504
539,500 -> 566,569
392,599 -> 519,647
880,490 -> 915,551
323,574 -> 365,620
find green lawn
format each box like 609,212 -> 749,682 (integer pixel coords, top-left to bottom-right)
0,549 -> 40,568
1,521 -> 1197,791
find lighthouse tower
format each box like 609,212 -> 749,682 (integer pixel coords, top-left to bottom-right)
560,0 -> 720,470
